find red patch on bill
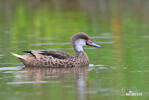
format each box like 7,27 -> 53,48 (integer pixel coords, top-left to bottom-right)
86,40 -> 92,45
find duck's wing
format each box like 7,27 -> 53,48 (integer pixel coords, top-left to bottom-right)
23,50 -> 73,59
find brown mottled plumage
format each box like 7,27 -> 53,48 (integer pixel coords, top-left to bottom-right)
12,32 -> 100,67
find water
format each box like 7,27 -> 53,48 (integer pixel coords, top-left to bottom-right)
0,0 -> 149,99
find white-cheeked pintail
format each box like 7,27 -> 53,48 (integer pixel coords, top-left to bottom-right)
12,32 -> 100,67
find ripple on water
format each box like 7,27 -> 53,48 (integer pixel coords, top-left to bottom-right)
95,41 -> 113,44
0,54 -> 5,59
143,35 -> 149,38
7,81 -> 49,84
89,64 -> 104,67
0,66 -> 24,71
90,32 -> 119,39
86,88 -> 119,96
38,37 -> 55,41
7,81 -> 60,85
0,54 -> 5,57
131,70 -> 149,73
89,64 -> 119,71
0,62 -> 21,65
12,40 -> 26,44
90,36 -> 120,39
89,64 -> 107,71
31,42 -> 71,46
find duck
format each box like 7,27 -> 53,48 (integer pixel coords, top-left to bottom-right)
12,32 -> 100,67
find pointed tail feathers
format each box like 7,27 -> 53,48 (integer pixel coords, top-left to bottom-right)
11,52 -> 25,59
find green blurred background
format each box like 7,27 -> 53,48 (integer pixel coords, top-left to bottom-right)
0,0 -> 149,100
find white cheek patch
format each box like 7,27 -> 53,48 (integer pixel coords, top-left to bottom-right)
75,39 -> 86,52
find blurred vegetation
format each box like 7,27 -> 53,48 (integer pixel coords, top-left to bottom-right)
0,0 -> 149,99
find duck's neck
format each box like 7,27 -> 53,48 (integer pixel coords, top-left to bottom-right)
74,51 -> 83,57
72,42 -> 89,64
72,39 -> 86,56
75,44 -> 84,52
72,42 -> 85,57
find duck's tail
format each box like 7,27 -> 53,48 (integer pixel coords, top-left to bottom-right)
11,52 -> 25,59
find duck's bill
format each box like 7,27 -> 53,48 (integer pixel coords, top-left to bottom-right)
86,40 -> 101,47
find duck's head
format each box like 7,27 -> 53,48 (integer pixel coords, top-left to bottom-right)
72,32 -> 100,52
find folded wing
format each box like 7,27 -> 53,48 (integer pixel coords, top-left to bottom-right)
23,50 -> 73,59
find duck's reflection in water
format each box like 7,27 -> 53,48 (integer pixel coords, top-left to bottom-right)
74,67 -> 88,100
22,66 -> 89,100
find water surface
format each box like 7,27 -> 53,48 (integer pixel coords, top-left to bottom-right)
0,0 -> 149,100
